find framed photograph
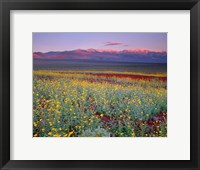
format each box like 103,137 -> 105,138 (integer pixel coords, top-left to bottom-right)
0,0 -> 199,169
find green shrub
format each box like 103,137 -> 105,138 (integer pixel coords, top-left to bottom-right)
79,127 -> 110,137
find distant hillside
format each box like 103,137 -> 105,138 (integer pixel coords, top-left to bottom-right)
33,49 -> 167,64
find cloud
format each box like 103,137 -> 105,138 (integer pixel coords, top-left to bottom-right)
104,42 -> 123,46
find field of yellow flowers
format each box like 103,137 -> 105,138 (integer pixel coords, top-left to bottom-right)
33,70 -> 167,137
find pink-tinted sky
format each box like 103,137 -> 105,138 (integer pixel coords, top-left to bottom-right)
33,32 -> 167,53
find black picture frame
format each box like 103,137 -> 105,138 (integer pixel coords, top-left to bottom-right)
0,0 -> 199,169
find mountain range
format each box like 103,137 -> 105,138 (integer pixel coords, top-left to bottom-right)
33,49 -> 167,63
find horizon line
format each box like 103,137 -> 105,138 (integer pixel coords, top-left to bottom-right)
33,48 -> 167,53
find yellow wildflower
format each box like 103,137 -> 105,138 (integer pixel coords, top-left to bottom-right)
68,131 -> 74,137
48,132 -> 52,136
53,134 -> 61,137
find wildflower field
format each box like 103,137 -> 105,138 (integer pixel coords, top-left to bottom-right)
33,70 -> 167,137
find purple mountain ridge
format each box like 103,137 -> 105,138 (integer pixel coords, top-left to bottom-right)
33,49 -> 167,63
